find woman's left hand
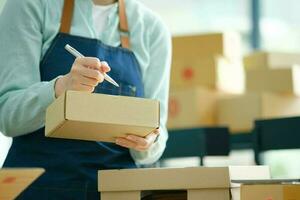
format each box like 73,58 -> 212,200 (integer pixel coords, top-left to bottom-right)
115,129 -> 159,152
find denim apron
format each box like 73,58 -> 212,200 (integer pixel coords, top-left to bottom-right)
3,0 -> 143,199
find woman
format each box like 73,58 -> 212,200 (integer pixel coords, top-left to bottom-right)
0,0 -> 171,199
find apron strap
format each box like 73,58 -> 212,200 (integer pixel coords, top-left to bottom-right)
60,0 -> 131,49
60,0 -> 75,33
118,0 -> 130,49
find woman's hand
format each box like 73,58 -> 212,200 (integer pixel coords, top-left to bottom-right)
115,129 -> 160,152
55,57 -> 110,98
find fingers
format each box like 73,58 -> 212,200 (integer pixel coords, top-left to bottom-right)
116,138 -> 139,150
75,57 -> 101,70
79,67 -> 104,83
126,135 -> 148,146
75,58 -> 111,72
153,128 -> 160,135
58,57 -> 111,94
115,132 -> 159,152
77,75 -> 99,87
145,133 -> 158,144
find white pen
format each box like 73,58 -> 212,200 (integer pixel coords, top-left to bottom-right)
64,44 -> 119,87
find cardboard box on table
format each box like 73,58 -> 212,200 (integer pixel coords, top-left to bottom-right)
246,65 -> 300,95
239,184 -> 300,200
98,166 -> 270,200
244,51 -> 300,70
45,91 -> 160,143
167,87 -> 219,129
172,32 -> 242,60
0,168 -> 44,200
170,56 -> 245,94
217,93 -> 300,133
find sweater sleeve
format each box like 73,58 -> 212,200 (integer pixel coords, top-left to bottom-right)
130,16 -> 172,165
0,0 -> 57,137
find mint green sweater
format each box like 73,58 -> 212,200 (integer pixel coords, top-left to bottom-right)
0,0 -> 171,165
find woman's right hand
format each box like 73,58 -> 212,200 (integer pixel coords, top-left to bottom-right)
54,57 -> 111,98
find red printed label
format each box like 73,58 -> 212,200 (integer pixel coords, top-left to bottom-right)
169,98 -> 180,117
2,176 -> 16,184
182,67 -> 194,80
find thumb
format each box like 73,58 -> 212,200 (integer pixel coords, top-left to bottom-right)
146,132 -> 158,144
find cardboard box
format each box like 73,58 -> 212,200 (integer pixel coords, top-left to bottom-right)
246,65 -> 300,95
167,87 -> 218,129
98,166 -> 270,200
170,56 -> 245,94
244,51 -> 300,70
142,191 -> 186,200
217,93 -> 300,132
238,184 -> 300,200
0,168 -> 44,200
229,166 -> 271,200
45,91 -> 160,143
172,32 -> 242,60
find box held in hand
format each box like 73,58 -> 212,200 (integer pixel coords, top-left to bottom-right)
45,91 -> 160,143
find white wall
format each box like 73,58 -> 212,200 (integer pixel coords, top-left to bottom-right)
0,135 -> 11,167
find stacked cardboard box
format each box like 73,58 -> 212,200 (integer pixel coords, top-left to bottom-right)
171,56 -> 244,93
246,65 -> 300,95
231,180 -> 300,200
217,52 -> 300,132
237,184 -> 300,200
217,93 -> 300,133
244,52 -> 300,95
168,32 -> 244,129
167,87 -> 218,129
243,52 -> 300,70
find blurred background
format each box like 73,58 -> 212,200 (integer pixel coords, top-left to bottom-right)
1,0 -> 300,178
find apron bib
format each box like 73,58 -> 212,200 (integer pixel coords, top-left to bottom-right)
3,0 -> 143,199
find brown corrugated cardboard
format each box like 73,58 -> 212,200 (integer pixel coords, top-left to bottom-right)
45,91 -> 160,143
99,167 -> 230,200
244,51 -> 300,70
229,166 -> 271,200
246,65 -> 300,95
217,93 -> 300,132
98,166 -> 270,200
172,32 -> 242,60
0,168 -> 44,200
167,87 -> 218,129
239,184 -> 300,200
170,56 -> 245,94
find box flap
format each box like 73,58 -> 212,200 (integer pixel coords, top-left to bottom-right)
0,168 -> 44,200
99,167 -> 230,192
